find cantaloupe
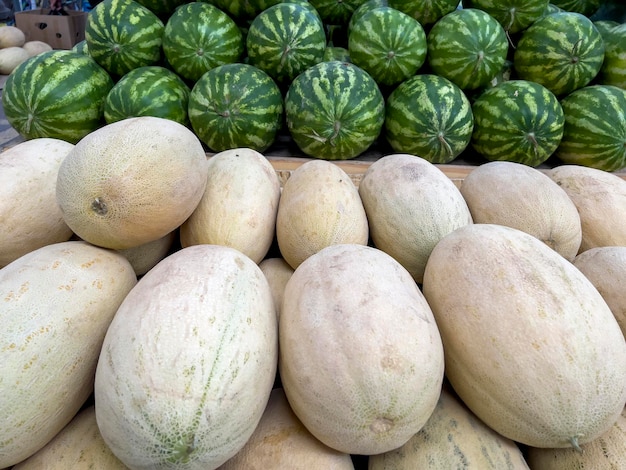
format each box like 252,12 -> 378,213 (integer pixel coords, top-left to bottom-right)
94,244 -> 278,469
180,148 -> 281,264
0,46 -> 30,75
21,40 -> 53,58
258,257 -> 294,320
0,138 -> 75,268
358,153 -> 473,283
56,116 -> 209,250
0,25 -> 26,48
460,160 -> 582,261
0,241 -> 137,468
117,230 -> 177,276
422,223 -> 626,449
279,243 -> 445,455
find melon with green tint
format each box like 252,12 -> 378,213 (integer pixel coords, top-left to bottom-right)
284,60 -> 385,160
348,6 -> 427,87
388,0 -> 460,28
551,0 -> 600,16
471,79 -> 565,167
385,74 -> 474,163
133,0 -> 187,18
210,0 -> 281,22
513,11 -> 605,96
2,50 -> 114,143
426,8 -> 509,91
597,23 -> 626,89
348,0 -> 388,34
309,0 -> 366,25
162,2 -> 243,83
462,0 -> 549,33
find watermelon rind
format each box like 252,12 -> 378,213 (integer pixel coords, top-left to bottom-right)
348,0 -> 389,34
309,0 -> 366,26
550,0 -> 601,17
596,23 -> 626,90
462,0 -> 549,33
388,0 -> 461,28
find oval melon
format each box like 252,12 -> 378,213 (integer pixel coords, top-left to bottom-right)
279,243 -> 445,455
422,223 -> 626,449
21,40 -> 53,57
0,240 -> 137,468
117,230 -> 177,276
258,257 -> 294,320
0,46 -> 30,75
0,25 -> 26,48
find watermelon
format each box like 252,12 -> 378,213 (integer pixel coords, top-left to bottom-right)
133,0 -> 187,18
384,74 -> 474,164
597,23 -> 626,89
550,0 -> 601,17
388,0 -> 461,28
85,0 -> 165,78
210,0 -> 282,22
513,11 -> 605,97
348,6 -> 427,87
462,0 -> 549,33
470,80 -> 565,167
103,66 -> 191,126
426,8 -> 509,91
2,50 -> 114,144
246,2 -> 327,87
71,39 -> 89,55
308,0 -> 366,25
187,63 -> 283,153
323,46 -> 351,62
554,84 -> 626,172
162,2 -> 244,83
284,60 -> 385,160
348,0 -> 389,34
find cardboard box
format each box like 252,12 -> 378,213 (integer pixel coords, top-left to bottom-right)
15,9 -> 87,50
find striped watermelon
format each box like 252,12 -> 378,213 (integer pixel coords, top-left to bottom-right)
470,80 -> 565,167
309,0 -> 366,25
85,0 -> 164,78
284,60 -> 385,160
348,6 -> 427,87
246,2 -> 326,87
462,0 -> 549,33
72,40 -> 89,55
348,0 -> 388,34
597,23 -> 626,89
188,63 -> 283,153
550,0 -> 600,17
133,0 -> 187,18
388,0 -> 460,28
555,84 -> 626,172
426,8 -> 509,91
323,46 -> 351,62
162,2 -> 243,83
210,0 -> 281,22
384,74 -> 474,164
513,11 -> 605,97
103,66 -> 190,126
2,50 -> 114,144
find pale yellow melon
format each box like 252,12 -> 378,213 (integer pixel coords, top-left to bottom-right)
358,153 -> 473,283
422,223 -> 626,449
179,148 -> 281,264
369,386 -> 530,469
0,241 -> 137,468
0,46 -> 29,74
280,244 -> 445,455
276,159 -> 369,269
460,161 -> 582,260
94,244 -> 278,469
219,388 -> 355,470
547,164 -> 626,253
12,406 -> 129,469
258,257 -> 294,320
0,138 -> 75,268
117,230 -> 177,276
21,40 -> 53,57
573,246 -> 626,338
525,407 -> 626,469
0,25 -> 26,48
56,116 -> 209,250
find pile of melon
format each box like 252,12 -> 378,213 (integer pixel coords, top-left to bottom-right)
2,115 -> 626,469
0,25 -> 51,75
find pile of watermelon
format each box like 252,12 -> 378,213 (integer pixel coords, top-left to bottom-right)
2,0 -> 625,170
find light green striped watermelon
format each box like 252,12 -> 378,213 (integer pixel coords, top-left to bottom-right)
385,74 -> 474,164
427,8 -> 509,91
309,0 -> 366,25
246,2 -> 327,87
513,11 -> 605,97
555,84 -> 626,171
323,46 -> 351,62
284,60 -> 385,160
85,0 -> 164,78
71,39 -> 89,55
348,0 -> 388,34
188,63 -> 283,153
462,0 -> 549,33
550,0 -> 600,17
388,0 -> 460,28
471,79 -> 565,167
133,0 -> 187,18
2,50 -> 114,144
103,66 -> 190,126
597,23 -> 626,89
162,2 -> 243,83
210,0 -> 281,22
348,6 -> 427,87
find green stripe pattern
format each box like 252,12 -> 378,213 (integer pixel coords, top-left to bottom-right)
348,0 -> 388,34
85,0 -> 164,78
211,0 -> 281,22
103,66 -> 190,126
1,50 -> 114,144
555,84 -> 626,172
188,63 -> 283,153
163,2 -> 243,83
133,0 -> 187,18
348,7 -> 427,87
513,12 -> 605,97
471,80 -> 565,167
550,0 -> 601,17
427,8 -> 509,91
384,74 -> 474,164
284,60 -> 385,160
597,23 -> 626,90
309,0 -> 365,26
462,0 -> 548,33
388,0 -> 460,28
246,2 -> 326,86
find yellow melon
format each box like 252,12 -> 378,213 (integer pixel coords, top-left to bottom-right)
0,46 -> 29,75
21,40 -> 52,58
0,25 -> 26,48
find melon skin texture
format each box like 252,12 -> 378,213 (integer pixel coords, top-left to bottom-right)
0,240 -> 137,468
180,148 -> 281,264
0,46 -> 30,75
0,25 -> 25,48
422,223 -> 626,449
0,138 -> 75,268
258,257 -> 295,321
460,161 -> 582,261
55,116 -> 209,250
279,243 -> 445,455
21,40 -> 53,57
358,153 -> 473,283
94,244 -> 278,470
117,230 -> 176,276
